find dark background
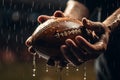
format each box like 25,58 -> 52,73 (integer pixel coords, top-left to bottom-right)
0,0 -> 112,80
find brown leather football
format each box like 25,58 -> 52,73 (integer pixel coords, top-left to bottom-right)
25,17 -> 98,63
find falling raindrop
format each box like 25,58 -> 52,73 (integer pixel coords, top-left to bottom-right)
55,61 -> 60,74
20,29 -> 23,34
21,37 -> 24,44
13,24 -> 16,31
83,62 -> 87,80
13,4 -> 17,10
32,1 -> 35,8
20,20 -> 22,26
97,7 -> 102,21
54,61 -> 63,80
76,66 -> 79,72
7,34 -> 11,40
32,53 -> 36,77
31,8 -> 33,12
37,53 -> 41,58
48,3 -> 51,9
45,64 -> 49,72
1,28 -> 3,35
59,7 -> 62,11
117,0 -> 119,7
10,0 -> 13,8
15,34 -> 18,42
5,46 -> 9,52
52,5 -> 55,12
2,0 -> 4,6
26,18 -> 29,23
16,46 -> 19,52
65,64 -> 69,76
57,67 -> 63,80
12,11 -> 20,21
21,3 -> 24,9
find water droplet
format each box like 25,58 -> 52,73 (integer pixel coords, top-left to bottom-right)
7,34 -> 11,40
15,35 -> 18,42
31,8 -> 33,12
48,3 -> 51,9
45,64 -> 49,72
83,62 -> 87,80
12,11 -> 20,21
84,77 -> 87,80
65,64 -> 69,76
13,4 -> 17,10
21,37 -> 24,44
32,74 -> 35,77
13,24 -> 16,31
32,1 -> 35,8
66,66 -> 69,70
32,53 -> 36,77
2,0 -> 4,6
10,0 -> 13,8
76,67 -> 79,71
33,68 -> 36,72
1,28 -> 3,35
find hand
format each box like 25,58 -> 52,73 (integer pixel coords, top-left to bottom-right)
37,11 -> 69,67
61,18 -> 110,66
37,10 -> 65,23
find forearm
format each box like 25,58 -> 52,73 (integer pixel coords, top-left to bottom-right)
64,0 -> 89,21
103,8 -> 120,30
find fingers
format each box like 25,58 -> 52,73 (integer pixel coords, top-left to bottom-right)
109,19 -> 120,31
75,36 -> 96,51
61,44 -> 83,66
75,35 -> 105,53
82,17 -> 105,34
61,36 -> 105,65
37,15 -> 51,23
37,10 -> 64,23
53,10 -> 65,17
82,17 -> 91,28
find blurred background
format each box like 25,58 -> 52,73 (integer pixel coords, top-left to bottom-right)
0,0 -> 96,80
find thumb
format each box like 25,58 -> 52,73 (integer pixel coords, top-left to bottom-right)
82,17 -> 105,35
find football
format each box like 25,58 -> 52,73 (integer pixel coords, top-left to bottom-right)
25,16 -> 98,63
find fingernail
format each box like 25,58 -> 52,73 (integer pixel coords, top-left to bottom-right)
61,45 -> 67,53
65,39 -> 72,46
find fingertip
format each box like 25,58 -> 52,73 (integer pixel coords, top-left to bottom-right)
75,36 -> 93,49
65,39 -> 73,45
53,10 -> 65,17
75,36 -> 84,43
82,17 -> 87,21
60,45 -> 67,53
82,17 -> 88,25
37,15 -> 50,23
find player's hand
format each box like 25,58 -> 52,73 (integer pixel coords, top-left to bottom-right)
61,18 -> 110,66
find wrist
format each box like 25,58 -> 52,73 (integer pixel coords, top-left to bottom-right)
108,14 -> 120,32
103,8 -> 120,31
64,0 -> 89,20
